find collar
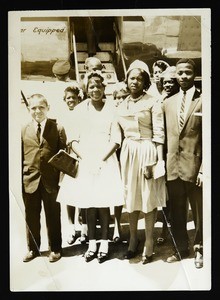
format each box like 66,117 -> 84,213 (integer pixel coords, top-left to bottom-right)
128,92 -> 146,103
180,85 -> 195,97
33,118 -> 47,130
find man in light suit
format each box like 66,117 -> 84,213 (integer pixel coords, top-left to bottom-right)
163,59 -> 203,268
21,94 -> 67,262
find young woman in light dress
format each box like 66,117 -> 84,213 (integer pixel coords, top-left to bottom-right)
117,60 -> 166,264
57,71 -> 124,263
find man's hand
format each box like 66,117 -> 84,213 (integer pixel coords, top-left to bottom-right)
196,172 -> 203,188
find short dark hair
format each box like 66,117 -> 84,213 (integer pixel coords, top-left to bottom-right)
63,85 -> 83,102
176,58 -> 196,73
85,71 -> 106,90
28,94 -> 48,107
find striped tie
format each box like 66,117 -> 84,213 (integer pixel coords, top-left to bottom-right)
179,91 -> 186,130
36,123 -> 41,142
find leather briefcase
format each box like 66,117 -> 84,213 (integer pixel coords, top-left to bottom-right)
48,149 -> 78,178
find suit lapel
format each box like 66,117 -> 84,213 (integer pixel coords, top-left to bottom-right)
28,122 -> 39,143
180,89 -> 201,132
42,119 -> 57,145
42,119 -> 51,144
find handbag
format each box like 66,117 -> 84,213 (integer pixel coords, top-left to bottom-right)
48,149 -> 79,178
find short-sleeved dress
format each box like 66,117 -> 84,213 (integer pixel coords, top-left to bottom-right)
117,93 -> 166,213
56,98 -> 124,209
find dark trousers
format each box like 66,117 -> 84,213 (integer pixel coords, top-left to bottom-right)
84,17 -> 99,56
23,181 -> 62,253
167,177 -> 203,254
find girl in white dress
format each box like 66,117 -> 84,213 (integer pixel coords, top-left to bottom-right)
57,71 -> 124,263
60,84 -> 88,245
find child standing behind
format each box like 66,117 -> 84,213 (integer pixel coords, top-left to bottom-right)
60,83 -> 88,245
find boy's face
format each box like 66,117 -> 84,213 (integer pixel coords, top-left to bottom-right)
176,63 -> 195,91
28,97 -> 49,123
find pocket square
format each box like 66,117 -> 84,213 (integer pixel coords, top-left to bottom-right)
193,112 -> 202,117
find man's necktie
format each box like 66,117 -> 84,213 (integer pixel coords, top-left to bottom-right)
36,123 -> 41,142
179,91 -> 186,130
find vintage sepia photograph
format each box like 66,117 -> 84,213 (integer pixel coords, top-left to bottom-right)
8,8 -> 211,291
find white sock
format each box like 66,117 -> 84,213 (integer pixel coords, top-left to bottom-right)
68,224 -> 75,236
113,223 -> 120,239
99,239 -> 109,254
81,224 -> 88,235
88,239 -> 97,252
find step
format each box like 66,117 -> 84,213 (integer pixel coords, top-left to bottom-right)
78,62 -> 116,73
76,42 -> 115,53
77,51 -> 113,63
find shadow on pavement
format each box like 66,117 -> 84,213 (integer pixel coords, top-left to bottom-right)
60,209 -> 195,264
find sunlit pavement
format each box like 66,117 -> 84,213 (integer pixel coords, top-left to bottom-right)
10,192 -> 211,292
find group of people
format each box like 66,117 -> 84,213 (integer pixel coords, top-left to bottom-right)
21,55 -> 203,269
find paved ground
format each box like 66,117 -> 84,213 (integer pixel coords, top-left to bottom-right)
9,191 -> 211,292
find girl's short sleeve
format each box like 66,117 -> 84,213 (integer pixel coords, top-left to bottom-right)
110,115 -> 122,146
151,100 -> 165,144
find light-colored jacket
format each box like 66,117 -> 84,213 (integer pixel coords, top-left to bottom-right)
163,89 -> 202,182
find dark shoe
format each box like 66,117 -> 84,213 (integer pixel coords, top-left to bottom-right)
84,250 -> 97,262
156,237 -> 167,245
194,250 -> 203,269
124,240 -> 140,259
142,255 -> 153,265
49,251 -> 61,263
67,234 -> 77,245
23,250 -> 38,262
97,252 -> 109,264
113,236 -> 122,244
80,234 -> 88,244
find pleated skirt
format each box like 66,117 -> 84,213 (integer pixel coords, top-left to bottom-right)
120,138 -> 166,213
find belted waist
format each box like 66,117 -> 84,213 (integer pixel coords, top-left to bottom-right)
125,137 -> 152,141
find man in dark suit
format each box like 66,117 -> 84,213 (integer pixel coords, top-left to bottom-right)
21,94 -> 67,263
163,59 -> 203,268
